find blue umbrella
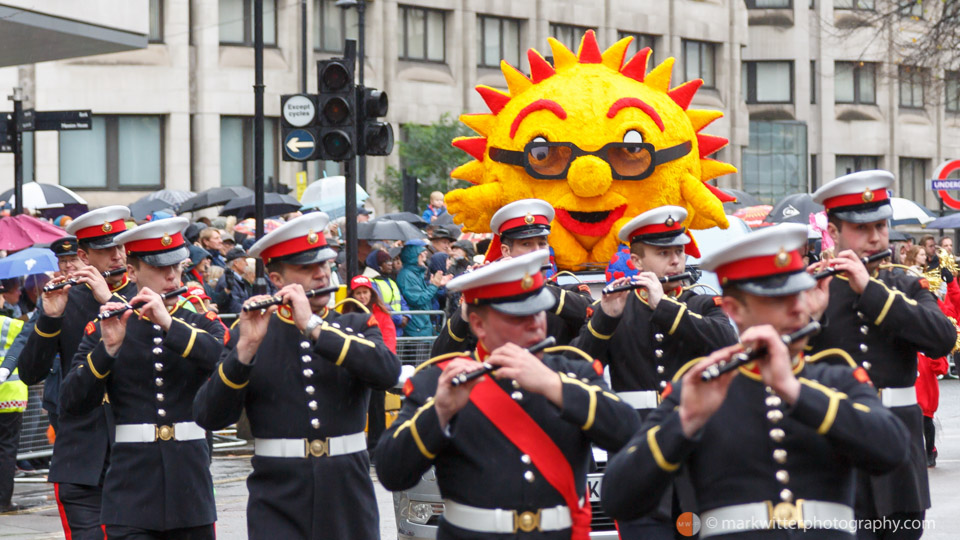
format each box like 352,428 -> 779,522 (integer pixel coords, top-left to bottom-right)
925,213 -> 960,229
0,247 -> 58,279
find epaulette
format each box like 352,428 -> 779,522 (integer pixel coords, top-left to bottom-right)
413,351 -> 475,375
806,348 -> 857,368
545,345 -> 603,376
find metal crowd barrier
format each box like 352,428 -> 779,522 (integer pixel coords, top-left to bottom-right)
17,384 -> 52,460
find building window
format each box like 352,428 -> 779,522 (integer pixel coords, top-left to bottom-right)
60,116 -> 164,189
745,0 -> 792,7
399,5 -> 446,62
810,153 -> 818,190
478,16 -> 521,68
741,121 -> 807,203
219,0 -> 277,46
947,71 -> 960,113
617,31 -> 657,62
810,60 -> 817,104
899,66 -> 924,108
900,158 -> 932,208
149,0 -> 163,42
898,1 -> 923,16
835,61 -> 876,104
835,0 -> 875,10
220,116 -> 278,189
836,155 -> 879,176
682,40 -> 717,88
742,61 -> 793,104
315,0 -> 357,53
549,24 -> 594,51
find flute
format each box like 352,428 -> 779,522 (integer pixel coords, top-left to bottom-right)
97,286 -> 188,320
241,286 -> 340,312
601,272 -> 693,295
43,267 -> 127,292
700,321 -> 822,382
813,249 -> 892,280
451,336 -> 557,387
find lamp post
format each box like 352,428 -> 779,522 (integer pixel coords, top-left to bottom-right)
335,0 -> 367,191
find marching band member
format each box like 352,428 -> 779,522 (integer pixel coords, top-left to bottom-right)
60,217 -> 225,540
377,250 -> 638,540
807,170 -> 955,539
603,224 -> 909,539
193,212 -> 400,540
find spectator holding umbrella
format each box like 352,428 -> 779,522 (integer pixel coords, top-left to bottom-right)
397,239 -> 451,337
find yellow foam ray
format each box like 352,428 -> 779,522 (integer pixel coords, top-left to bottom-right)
700,159 -> 738,182
644,57 -> 675,93
687,109 -> 723,133
459,113 -> 495,137
501,60 -> 533,97
548,37 -> 579,70
451,161 -> 487,184
601,37 -> 633,71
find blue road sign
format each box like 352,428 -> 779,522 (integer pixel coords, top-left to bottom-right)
284,129 -> 317,161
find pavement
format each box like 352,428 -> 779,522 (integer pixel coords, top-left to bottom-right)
4,380 -> 960,539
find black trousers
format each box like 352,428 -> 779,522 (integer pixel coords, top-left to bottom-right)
368,390 -> 386,447
0,412 -> 22,508
56,482 -> 106,540
855,511 -> 926,540
922,416 -> 935,457
106,524 -> 215,540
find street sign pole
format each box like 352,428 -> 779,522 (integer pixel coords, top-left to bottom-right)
253,0 -> 267,294
10,87 -> 23,215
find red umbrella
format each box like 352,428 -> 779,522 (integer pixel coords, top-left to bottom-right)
0,214 -> 66,251
732,205 -> 774,229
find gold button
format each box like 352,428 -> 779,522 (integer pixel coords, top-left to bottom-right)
773,449 -> 787,464
767,410 -> 784,423
770,428 -> 785,442
776,470 -> 790,484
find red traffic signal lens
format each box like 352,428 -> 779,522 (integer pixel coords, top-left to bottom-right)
322,97 -> 350,124
321,63 -> 350,91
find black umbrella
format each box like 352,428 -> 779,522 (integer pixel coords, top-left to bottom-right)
721,188 -> 762,211
376,212 -> 428,228
358,220 -> 426,241
766,193 -> 824,224
129,197 -> 177,221
179,186 -> 254,213
144,189 -> 195,208
220,193 -> 302,219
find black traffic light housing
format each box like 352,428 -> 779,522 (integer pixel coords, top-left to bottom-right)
357,87 -> 394,156
317,41 -> 357,161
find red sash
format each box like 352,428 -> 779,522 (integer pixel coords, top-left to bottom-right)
469,378 -> 591,539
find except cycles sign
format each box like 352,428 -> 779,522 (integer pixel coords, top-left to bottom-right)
931,159 -> 960,210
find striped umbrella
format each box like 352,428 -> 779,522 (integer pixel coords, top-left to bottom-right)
0,182 -> 88,210
732,205 -> 773,228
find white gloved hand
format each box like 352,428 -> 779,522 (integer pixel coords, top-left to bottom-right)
0,368 -> 10,383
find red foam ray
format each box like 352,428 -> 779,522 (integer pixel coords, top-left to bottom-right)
452,137 -> 487,161
476,86 -> 510,115
528,50 -> 556,83
704,182 -> 736,203
697,134 -> 727,159
620,48 -> 651,82
578,30 -> 602,64
668,79 -> 703,111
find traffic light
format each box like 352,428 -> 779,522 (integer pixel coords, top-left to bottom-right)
357,86 -> 394,156
317,56 -> 356,161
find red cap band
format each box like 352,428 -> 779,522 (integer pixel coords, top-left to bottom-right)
498,214 -> 550,234
76,219 -> 127,240
823,188 -> 889,211
715,250 -> 804,284
463,272 -> 545,304
629,221 -> 684,242
124,231 -> 185,255
260,233 -> 328,264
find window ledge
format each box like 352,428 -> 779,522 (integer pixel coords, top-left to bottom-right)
898,108 -> 932,125
834,11 -> 875,30
835,103 -> 882,121
747,104 -> 796,120
397,60 -> 454,85
747,9 -> 794,27
65,43 -> 171,67
691,88 -> 724,109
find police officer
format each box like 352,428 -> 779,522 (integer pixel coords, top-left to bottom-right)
575,206 -> 738,537
807,170 -> 955,540
432,199 -> 592,356
18,207 -> 138,540
377,250 -> 638,540
193,212 -> 400,540
602,224 -> 910,539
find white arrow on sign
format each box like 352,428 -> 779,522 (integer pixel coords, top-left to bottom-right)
286,137 -> 315,153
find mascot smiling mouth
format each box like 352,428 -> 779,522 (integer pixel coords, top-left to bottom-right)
555,205 -> 627,237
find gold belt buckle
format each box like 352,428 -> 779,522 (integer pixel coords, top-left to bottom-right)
769,500 -> 804,529
513,509 -> 541,533
306,438 -> 328,458
156,425 -> 175,442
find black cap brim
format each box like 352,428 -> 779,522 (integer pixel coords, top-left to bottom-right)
488,288 -> 557,316
829,203 -> 892,224
637,234 -> 691,247
138,245 -> 191,268
502,225 -> 551,240
80,234 -> 121,250
274,247 -> 338,265
56,250 -> 79,257
728,271 -> 816,297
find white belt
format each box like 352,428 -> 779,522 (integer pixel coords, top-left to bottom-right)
879,386 -> 917,408
443,499 -> 573,534
617,390 -> 660,410
699,500 -> 855,538
115,422 -> 206,443
254,432 -> 367,458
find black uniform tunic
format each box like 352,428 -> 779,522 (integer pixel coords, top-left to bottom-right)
18,278 -> 137,487
60,303 -> 224,530
602,357 -> 910,539
807,271 -> 955,517
375,348 -> 640,540
573,289 -> 738,392
193,307 -> 401,540
431,282 -> 593,356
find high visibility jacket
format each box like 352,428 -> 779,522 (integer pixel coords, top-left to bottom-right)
0,315 -> 27,413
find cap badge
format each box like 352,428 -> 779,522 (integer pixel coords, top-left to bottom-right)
102,221 -> 113,233
524,213 -> 535,225
278,305 -> 293,319
62,242 -> 72,250
774,248 -> 791,268
665,216 -> 676,227
161,234 -> 173,247
307,230 -> 319,245
862,189 -> 875,203
521,273 -> 534,290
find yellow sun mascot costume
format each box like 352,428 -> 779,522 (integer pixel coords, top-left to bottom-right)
445,30 -> 736,270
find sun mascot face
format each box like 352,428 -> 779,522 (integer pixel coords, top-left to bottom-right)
445,30 -> 736,270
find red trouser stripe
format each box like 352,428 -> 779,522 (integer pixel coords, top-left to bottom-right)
54,483 -> 73,540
